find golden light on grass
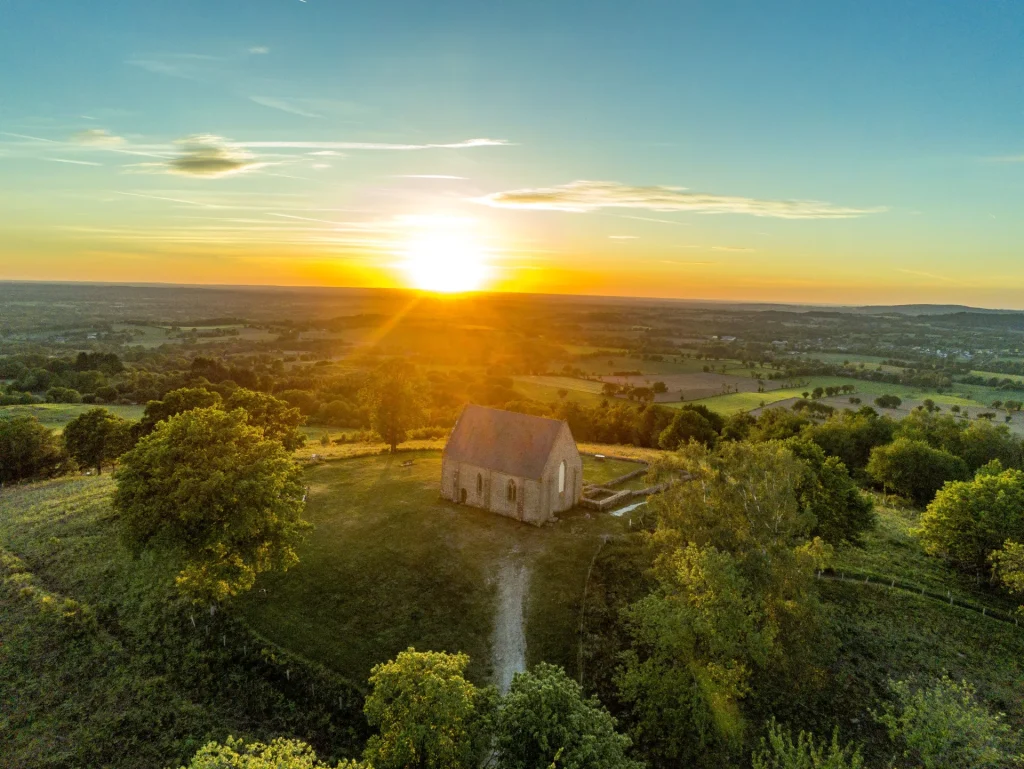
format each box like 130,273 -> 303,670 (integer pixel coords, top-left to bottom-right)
399,216 -> 491,293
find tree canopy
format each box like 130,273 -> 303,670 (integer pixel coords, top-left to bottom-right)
917,465 -> 1024,575
63,407 -> 134,475
495,663 -> 641,769
0,415 -> 67,484
359,363 -> 424,453
866,437 -> 969,507
362,648 -> 495,769
179,736 -> 364,768
113,407 -> 309,603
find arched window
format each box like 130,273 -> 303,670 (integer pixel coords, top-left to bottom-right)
477,473 -> 483,495
558,460 -> 566,493
507,479 -> 517,502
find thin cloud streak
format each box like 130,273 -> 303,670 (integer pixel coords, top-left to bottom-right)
477,180 -> 884,219
42,157 -> 102,166
236,138 -> 510,150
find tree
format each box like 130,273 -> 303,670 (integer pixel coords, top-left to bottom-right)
63,407 -> 134,475
113,407 -> 309,603
874,395 -> 902,409
990,540 -> 1024,610
0,415 -> 68,484
225,388 -> 306,450
652,381 -> 668,394
180,736 -> 365,768
866,438 -> 969,507
620,443 -> 832,765
787,439 -> 875,544
495,663 -> 641,769
138,386 -> 222,435
748,408 -> 809,442
359,362 -> 424,453
363,648 -> 495,769
658,409 -> 718,450
874,677 -> 1021,769
804,409 -> 896,471
46,386 -> 82,403
752,720 -> 864,769
917,466 -> 1024,575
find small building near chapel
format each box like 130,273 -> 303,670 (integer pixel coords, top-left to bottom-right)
441,404 -> 582,525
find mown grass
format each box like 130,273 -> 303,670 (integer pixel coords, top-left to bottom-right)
238,451 -> 625,685
581,454 -> 646,486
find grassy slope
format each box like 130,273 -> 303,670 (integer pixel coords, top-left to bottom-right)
238,451 -> 625,685
826,503 -> 1024,746
0,476 -> 368,769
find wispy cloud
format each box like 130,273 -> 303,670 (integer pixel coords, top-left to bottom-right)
395,174 -> 467,179
248,46 -> 269,55
72,128 -> 125,147
43,157 -> 102,166
898,268 -> 957,283
126,53 -> 221,80
249,96 -> 322,118
237,138 -> 510,151
476,180 -> 884,219
608,235 -> 638,240
712,245 -> 755,252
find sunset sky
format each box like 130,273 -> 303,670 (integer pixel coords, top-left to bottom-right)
2,1 -> 1024,306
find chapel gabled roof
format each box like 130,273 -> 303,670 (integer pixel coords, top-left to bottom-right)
443,404 -> 569,480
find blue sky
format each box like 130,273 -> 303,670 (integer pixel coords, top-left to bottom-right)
2,0 -> 1023,305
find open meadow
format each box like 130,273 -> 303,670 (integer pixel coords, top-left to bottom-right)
238,450 -> 629,686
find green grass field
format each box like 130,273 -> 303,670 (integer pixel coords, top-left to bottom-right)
238,451 -> 624,684
513,375 -> 608,406
0,402 -> 145,431
687,375 -> 1001,415
580,454 -> 646,486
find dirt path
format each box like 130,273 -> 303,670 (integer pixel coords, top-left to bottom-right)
492,559 -> 528,694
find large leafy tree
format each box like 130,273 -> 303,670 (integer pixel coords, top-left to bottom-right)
619,443 -> 832,765
63,407 -> 134,475
917,465 -> 1024,575
658,409 -> 718,450
362,648 -> 495,769
866,438 -> 969,507
225,387 -> 306,450
113,407 -> 309,603
787,439 -> 875,544
804,408 -> 896,471
495,663 -> 642,769
138,386 -> 222,436
359,362 -> 424,453
0,415 -> 68,483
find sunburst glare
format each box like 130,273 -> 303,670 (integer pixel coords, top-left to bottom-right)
399,217 -> 491,293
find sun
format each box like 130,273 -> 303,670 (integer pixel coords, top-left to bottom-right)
400,217 -> 491,293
